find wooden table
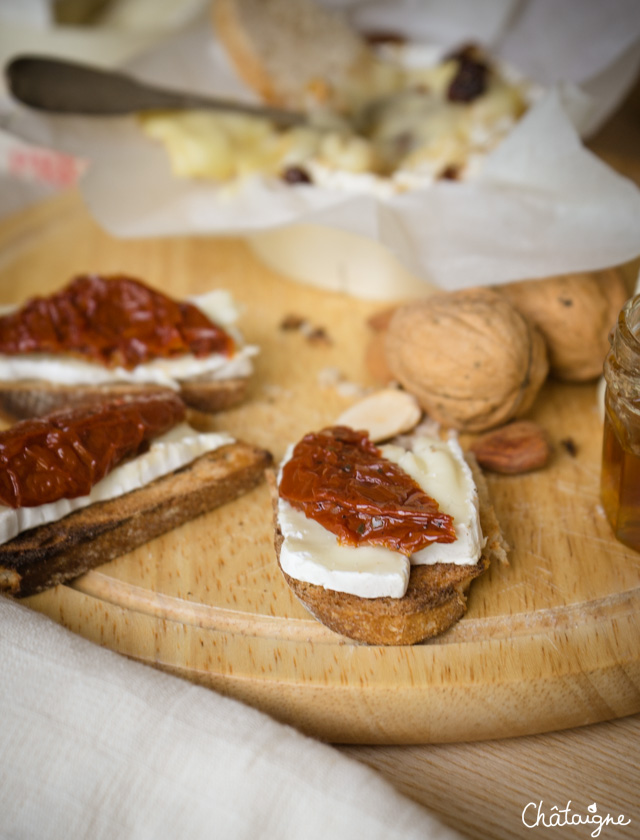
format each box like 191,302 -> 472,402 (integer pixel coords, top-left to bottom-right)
2,80 -> 640,839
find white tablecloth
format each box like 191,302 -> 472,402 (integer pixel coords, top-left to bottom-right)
0,595 -> 467,839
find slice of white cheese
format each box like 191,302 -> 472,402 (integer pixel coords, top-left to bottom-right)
277,432 -> 485,599
0,347 -> 257,389
278,500 -> 410,599
0,423 -> 234,546
380,435 -> 484,567
0,289 -> 257,389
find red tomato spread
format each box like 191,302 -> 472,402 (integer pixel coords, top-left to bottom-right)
0,274 -> 234,369
278,426 -> 455,555
0,393 -> 185,508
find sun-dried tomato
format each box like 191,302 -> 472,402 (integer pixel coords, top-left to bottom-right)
0,393 -> 185,508
0,274 -> 234,369
279,426 -> 455,555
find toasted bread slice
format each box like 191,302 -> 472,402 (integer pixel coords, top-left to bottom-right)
0,275 -> 253,420
213,0 -> 377,111
271,453 -> 507,646
0,377 -> 248,421
0,440 -> 272,598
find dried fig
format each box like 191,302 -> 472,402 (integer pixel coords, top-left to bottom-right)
470,420 -> 551,474
384,287 -> 549,432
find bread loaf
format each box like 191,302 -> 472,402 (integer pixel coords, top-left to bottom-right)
213,0 -> 377,111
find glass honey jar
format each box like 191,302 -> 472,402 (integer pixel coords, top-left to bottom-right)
601,293 -> 640,551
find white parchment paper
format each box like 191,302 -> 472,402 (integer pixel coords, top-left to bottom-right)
4,0 -> 640,292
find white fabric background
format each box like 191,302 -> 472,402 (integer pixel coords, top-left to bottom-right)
0,596 -> 467,840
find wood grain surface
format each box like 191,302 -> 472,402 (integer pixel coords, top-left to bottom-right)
0,181 -> 637,750
344,712 -> 640,839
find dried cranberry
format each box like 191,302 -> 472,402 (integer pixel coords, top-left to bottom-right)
447,54 -> 488,103
439,165 -> 460,181
362,30 -> 406,46
282,166 -> 313,185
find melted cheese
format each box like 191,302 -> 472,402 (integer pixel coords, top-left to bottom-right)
277,433 -> 485,599
140,44 -> 532,192
0,423 -> 234,545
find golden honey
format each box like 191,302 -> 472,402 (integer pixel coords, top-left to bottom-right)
600,294 -> 640,551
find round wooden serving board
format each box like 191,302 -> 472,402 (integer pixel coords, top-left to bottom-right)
3,191 -> 640,744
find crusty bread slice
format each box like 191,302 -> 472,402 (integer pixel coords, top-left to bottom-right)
270,453 -> 507,646
0,377 -> 248,421
0,440 -> 272,598
213,0 -> 375,110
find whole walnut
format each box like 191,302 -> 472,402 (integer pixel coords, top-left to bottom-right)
496,268 -> 629,382
384,287 -> 549,432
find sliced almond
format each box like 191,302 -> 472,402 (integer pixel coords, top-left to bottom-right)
335,388 -> 422,442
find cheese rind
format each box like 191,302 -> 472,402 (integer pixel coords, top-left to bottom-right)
0,347 -> 256,388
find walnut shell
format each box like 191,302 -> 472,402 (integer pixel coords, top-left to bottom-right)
384,287 -> 549,432
496,268 -> 629,382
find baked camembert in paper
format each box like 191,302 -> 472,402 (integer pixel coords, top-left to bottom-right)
142,43 -> 533,194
